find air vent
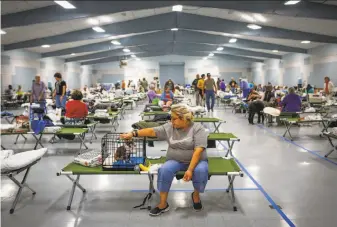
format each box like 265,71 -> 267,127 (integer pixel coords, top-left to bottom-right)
304,57 -> 311,65
146,69 -> 156,74
1,55 -> 10,65
40,61 -> 45,69
188,68 -> 197,73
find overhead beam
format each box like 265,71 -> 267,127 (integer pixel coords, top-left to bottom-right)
174,42 -> 282,59
42,31 -> 174,58
1,1 -> 175,28
5,11 -> 337,51
66,43 -> 173,62
3,1 -> 337,29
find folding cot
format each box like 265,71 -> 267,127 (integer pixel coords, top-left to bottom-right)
57,156 -> 243,212
57,122 -> 98,144
140,111 -> 170,120
280,117 -> 337,140
32,127 -> 89,154
322,132 -> 337,158
1,148 -> 48,214
1,130 -> 41,149
87,111 -> 120,131
193,117 -> 225,133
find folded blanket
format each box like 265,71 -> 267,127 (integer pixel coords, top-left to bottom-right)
74,149 -> 102,167
132,121 -> 162,129
43,126 -> 62,133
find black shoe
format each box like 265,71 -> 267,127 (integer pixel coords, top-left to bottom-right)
149,203 -> 170,216
191,192 -> 203,211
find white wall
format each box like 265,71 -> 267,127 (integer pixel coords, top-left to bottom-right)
1,49 -> 93,91
93,55 -> 250,86
251,44 -> 337,88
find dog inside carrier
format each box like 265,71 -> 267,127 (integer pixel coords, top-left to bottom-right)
101,133 -> 146,171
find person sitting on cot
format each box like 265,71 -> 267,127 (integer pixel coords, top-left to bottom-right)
121,105 -> 209,216
160,86 -> 174,107
280,87 -> 302,112
64,90 -> 88,123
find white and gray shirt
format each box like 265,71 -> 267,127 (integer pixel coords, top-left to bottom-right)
153,122 -> 209,163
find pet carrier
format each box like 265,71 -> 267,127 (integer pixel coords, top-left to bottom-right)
101,133 -> 146,171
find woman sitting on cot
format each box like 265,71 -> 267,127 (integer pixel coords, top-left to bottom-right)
64,90 -> 88,123
160,86 -> 174,110
280,87 -> 302,112
121,105 -> 209,216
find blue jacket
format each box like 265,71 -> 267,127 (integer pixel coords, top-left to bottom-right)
160,91 -> 174,101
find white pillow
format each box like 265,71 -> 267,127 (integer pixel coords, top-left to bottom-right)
1,150 -> 14,160
263,107 -> 281,116
1,148 -> 47,172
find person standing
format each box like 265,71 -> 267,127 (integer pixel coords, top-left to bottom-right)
216,78 -> 221,91
31,75 -> 46,104
197,74 -> 205,106
324,76 -> 334,100
141,78 -> 149,92
122,80 -> 126,90
240,78 -> 250,99
204,73 -> 217,112
53,73 -> 67,109
229,78 -> 237,94
220,79 -> 226,92
192,74 -> 200,104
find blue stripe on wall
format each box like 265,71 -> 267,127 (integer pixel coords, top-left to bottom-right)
284,67 -> 300,87
101,74 -> 124,83
13,66 -> 37,91
309,62 -> 337,88
265,69 -> 279,85
159,64 -> 185,86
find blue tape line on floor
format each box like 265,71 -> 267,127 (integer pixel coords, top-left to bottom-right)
218,140 -> 296,227
256,124 -> 337,166
131,188 -> 259,192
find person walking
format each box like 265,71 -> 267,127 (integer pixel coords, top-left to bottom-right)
324,76 -> 334,100
204,73 -> 217,112
31,75 -> 46,107
53,73 -> 67,109
192,74 -> 200,105
142,78 -> 149,92
197,74 -> 205,106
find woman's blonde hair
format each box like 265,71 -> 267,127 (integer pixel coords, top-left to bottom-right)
171,104 -> 194,122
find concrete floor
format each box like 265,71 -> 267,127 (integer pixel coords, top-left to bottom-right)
2,98 -> 337,227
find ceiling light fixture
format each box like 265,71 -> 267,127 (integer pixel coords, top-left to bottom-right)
99,16 -> 112,23
203,57 -> 208,60
247,24 -> 262,30
54,1 -> 76,9
171,28 -> 179,31
301,40 -> 311,44
131,55 -> 136,58
253,14 -> 267,23
41,45 -> 50,48
0,30 -> 6,35
71,53 -> 76,55
111,40 -> 121,45
87,18 -> 99,25
136,58 -> 141,61
229,38 -> 237,43
241,14 -> 255,22
216,47 -> 224,51
272,50 -> 279,53
172,5 -> 183,12
284,0 -> 301,5
209,53 -> 214,57
92,26 -> 105,32
123,48 -> 131,52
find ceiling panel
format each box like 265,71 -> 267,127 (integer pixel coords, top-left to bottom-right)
1,1 -> 54,15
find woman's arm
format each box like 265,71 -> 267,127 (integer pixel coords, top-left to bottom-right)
121,128 -> 157,139
183,147 -> 204,181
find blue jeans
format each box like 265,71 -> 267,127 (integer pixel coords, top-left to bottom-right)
231,88 -> 236,94
157,160 -> 208,192
55,95 -> 66,109
205,90 -> 215,111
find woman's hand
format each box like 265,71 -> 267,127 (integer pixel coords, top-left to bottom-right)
183,170 -> 193,182
120,132 -> 133,140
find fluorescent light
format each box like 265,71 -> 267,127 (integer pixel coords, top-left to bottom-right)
253,14 -> 267,23
71,53 -> 76,55
241,14 -> 255,22
247,24 -> 262,30
284,0 -> 301,5
229,38 -> 237,43
136,58 -> 141,61
301,40 -> 311,44
111,40 -> 121,45
203,57 -> 208,60
272,50 -> 279,53
123,48 -> 131,53
99,16 -> 112,23
216,47 -> 224,51
131,55 -> 136,58
0,30 -> 6,35
208,53 -> 214,57
171,28 -> 179,31
54,1 -> 76,9
41,45 -> 50,48
87,18 -> 99,25
172,5 -> 183,12
92,26 -> 105,32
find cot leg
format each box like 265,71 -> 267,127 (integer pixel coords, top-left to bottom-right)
226,175 -> 237,211
14,134 -> 20,144
225,141 -> 235,157
320,121 -> 329,136
66,175 -> 84,210
325,136 -> 336,157
20,134 -> 27,140
8,167 -> 35,214
89,125 -> 97,144
213,122 -> 221,133
283,122 -> 293,140
33,134 -> 44,150
77,133 -> 88,155
134,173 -> 155,210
